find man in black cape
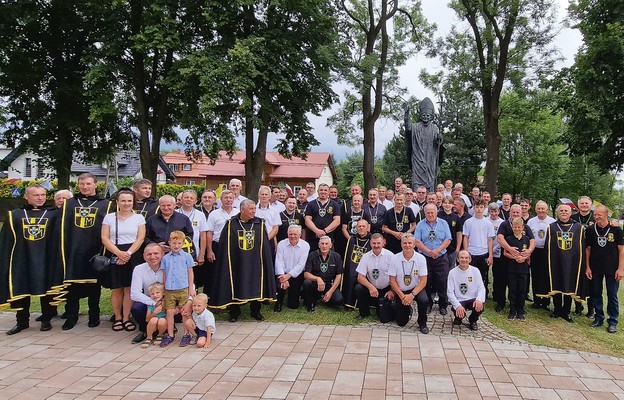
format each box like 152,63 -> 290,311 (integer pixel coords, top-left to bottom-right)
61,173 -> 111,330
342,219 -> 372,309
209,199 -> 277,322
545,204 -> 587,322
0,184 -> 63,334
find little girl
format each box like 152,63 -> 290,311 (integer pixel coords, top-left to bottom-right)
141,282 -> 167,348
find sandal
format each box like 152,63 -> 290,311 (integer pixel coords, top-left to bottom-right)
153,336 -> 163,346
112,320 -> 124,332
140,339 -> 153,349
122,320 -> 136,332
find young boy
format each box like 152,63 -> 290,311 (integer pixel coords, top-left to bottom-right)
504,217 -> 531,321
142,282 -> 166,348
160,230 -> 196,347
184,293 -> 216,348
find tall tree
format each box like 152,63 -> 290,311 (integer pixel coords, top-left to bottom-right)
328,0 -> 433,193
554,0 -> 624,171
0,1 -> 128,187
379,132 -> 411,188
182,0 -> 340,199
425,0 -> 559,195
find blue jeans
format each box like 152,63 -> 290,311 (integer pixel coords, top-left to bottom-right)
591,268 -> 620,326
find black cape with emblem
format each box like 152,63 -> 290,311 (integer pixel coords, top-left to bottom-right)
61,194 -> 111,283
0,204 -> 64,307
342,233 -> 372,308
209,215 -> 277,308
545,220 -> 587,301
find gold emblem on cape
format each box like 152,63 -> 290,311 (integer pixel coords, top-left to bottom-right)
351,245 -> 366,263
74,207 -> 97,228
22,218 -> 47,241
557,231 -> 573,250
237,229 -> 255,250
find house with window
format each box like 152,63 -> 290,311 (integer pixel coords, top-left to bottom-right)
162,149 -> 337,192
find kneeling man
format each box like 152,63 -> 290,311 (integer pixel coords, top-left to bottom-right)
447,250 -> 486,331
303,236 -> 344,311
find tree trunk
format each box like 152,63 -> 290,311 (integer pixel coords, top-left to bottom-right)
483,114 -> 501,196
54,130 -> 73,189
362,117 -> 376,193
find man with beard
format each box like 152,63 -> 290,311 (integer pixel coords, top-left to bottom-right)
585,205 -> 624,333
1,185 -> 62,334
545,204 -> 586,322
342,219 -> 372,309
209,200 -> 277,321
363,188 -> 387,234
133,178 -> 159,219
305,183 -> 341,252
355,233 -> 395,322
527,201 -> 555,310
61,173 -> 112,330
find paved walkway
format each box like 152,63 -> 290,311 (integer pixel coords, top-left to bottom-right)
0,312 -> 623,400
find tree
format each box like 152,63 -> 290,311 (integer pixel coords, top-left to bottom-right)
328,0 -> 433,193
425,0 -> 559,195
182,1 -> 340,199
379,133 -> 411,188
0,1 -> 129,187
554,0 -> 624,171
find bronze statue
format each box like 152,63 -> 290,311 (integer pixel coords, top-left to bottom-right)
404,98 -> 443,192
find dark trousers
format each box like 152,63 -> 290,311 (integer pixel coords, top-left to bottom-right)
591,268 -> 620,326
65,283 -> 101,323
229,301 -> 262,319
395,290 -> 428,327
131,302 -> 183,333
553,293 -> 573,317
471,253 -> 490,298
424,254 -> 450,308
12,295 -> 56,326
452,299 -> 483,323
530,248 -> 551,307
302,279 -> 344,308
276,274 -> 304,309
492,257 -> 508,307
508,272 -> 529,316
354,284 -> 394,322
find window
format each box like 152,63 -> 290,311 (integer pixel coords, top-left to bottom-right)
24,158 -> 32,178
182,164 -> 191,171
36,163 -> 45,178
168,164 -> 179,171
185,180 -> 195,185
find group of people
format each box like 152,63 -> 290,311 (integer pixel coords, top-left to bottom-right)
1,175 -> 621,348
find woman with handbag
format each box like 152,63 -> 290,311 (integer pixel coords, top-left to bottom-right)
101,189 -> 146,331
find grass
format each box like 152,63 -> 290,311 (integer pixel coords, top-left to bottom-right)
21,283 -> 624,359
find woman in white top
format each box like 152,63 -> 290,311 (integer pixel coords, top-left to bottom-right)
101,189 -> 146,332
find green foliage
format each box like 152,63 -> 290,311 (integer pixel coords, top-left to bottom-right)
335,152 -> 364,198
553,0 -> 624,171
154,184 -> 205,199
379,133 -> 411,188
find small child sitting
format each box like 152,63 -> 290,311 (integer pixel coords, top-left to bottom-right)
184,293 -> 216,348
142,282 -> 167,348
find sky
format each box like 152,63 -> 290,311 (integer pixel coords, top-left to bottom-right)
289,0 -> 582,161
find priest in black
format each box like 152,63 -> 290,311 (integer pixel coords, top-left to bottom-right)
61,173 -> 112,330
545,204 -> 587,322
209,199 -> 277,322
342,219 -> 372,309
0,185 -> 63,334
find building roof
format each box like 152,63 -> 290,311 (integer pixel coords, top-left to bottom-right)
162,150 -> 336,180
71,151 -> 142,178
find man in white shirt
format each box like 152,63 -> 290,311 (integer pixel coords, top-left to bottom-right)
274,225 -> 310,311
527,200 -> 556,310
354,233 -> 395,322
270,186 -> 286,212
206,190 -> 239,298
447,250 -> 486,331
229,178 -> 247,209
462,199 -> 495,298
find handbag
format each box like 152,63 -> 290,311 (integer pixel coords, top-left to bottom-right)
90,212 -> 119,272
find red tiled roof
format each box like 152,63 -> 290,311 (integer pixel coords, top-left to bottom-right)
162,150 -> 333,180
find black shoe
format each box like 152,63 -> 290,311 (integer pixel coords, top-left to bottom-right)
62,319 -> 77,331
586,310 -> 595,319
607,324 -> 617,334
574,306 -> 583,316
6,324 -> 28,335
60,312 -> 67,319
439,307 -> 447,316
469,322 -> 478,331
508,313 -> 516,320
541,305 -> 552,311
426,306 -> 432,314
132,332 -> 148,344
355,315 -> 367,321
273,303 -> 282,312
419,325 -> 429,334
561,314 -> 573,323
517,314 -> 526,321
228,316 -> 238,323
526,296 -> 533,303
307,305 -> 315,312
251,312 -> 265,321
40,321 -> 52,331
495,304 -> 504,312
531,303 -> 541,309
88,319 -> 100,328
452,317 -> 462,325
550,312 -> 559,319
36,311 -> 57,322
591,319 -> 604,328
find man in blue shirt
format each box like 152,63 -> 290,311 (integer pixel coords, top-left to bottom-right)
414,203 -> 452,315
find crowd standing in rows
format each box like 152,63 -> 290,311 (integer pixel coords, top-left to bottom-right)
1,175 -> 622,352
